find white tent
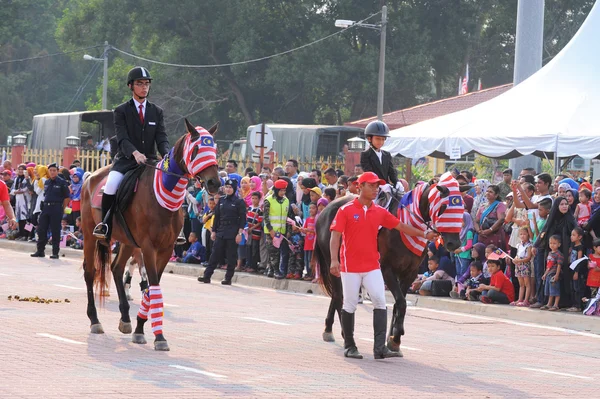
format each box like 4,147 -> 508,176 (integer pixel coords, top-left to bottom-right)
384,1 -> 600,160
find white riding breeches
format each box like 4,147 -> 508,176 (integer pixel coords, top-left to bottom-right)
341,269 -> 387,313
104,171 -> 124,195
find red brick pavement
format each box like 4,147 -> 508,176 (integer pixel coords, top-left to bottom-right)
1,248 -> 600,398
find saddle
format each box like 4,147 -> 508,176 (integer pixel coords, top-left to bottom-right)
92,164 -> 150,246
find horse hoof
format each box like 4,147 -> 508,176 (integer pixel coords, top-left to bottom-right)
322,331 -> 335,342
387,337 -> 403,356
118,320 -> 132,334
154,340 -> 170,351
132,333 -> 147,344
90,323 -> 104,334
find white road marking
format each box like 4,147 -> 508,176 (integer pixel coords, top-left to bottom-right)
54,284 -> 84,290
240,317 -> 291,326
0,273 -> 11,276
522,367 -> 592,380
359,338 -> 423,351
409,307 -> 600,339
164,303 -> 180,308
37,333 -> 86,345
169,365 -> 227,379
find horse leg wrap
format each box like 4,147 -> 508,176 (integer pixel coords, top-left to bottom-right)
149,285 -> 164,336
137,289 -> 150,320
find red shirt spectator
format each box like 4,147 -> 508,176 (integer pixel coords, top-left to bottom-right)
303,216 -> 316,251
490,269 -> 515,303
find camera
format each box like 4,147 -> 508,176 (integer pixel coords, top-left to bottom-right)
259,173 -> 268,180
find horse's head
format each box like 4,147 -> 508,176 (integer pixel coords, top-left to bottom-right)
176,118 -> 221,195
421,172 -> 468,252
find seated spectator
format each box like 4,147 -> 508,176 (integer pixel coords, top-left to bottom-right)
476,258 -> 515,304
177,232 -> 205,264
70,216 -> 84,249
460,261 -> 485,301
418,256 -> 455,296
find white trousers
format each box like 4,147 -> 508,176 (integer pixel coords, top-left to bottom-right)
341,269 -> 387,313
104,171 -> 124,195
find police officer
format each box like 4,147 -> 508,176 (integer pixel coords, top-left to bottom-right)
198,179 -> 246,285
93,66 -> 169,240
31,163 -> 70,259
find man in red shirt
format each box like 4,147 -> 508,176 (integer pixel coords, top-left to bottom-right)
330,172 -> 437,359
0,180 -> 17,231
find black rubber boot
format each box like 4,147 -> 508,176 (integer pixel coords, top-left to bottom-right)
373,308 -> 401,359
341,310 -> 363,359
93,193 -> 115,239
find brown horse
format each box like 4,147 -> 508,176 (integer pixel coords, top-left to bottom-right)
315,173 -> 467,356
80,119 -> 221,351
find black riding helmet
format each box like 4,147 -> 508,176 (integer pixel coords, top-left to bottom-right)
364,120 -> 390,137
127,66 -> 152,86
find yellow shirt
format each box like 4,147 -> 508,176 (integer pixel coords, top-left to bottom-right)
203,214 -> 214,230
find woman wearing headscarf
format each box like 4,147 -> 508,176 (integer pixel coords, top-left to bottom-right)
239,176 -> 252,207
474,185 -> 506,249
299,177 -> 317,219
565,188 -> 579,215
558,178 -> 579,191
296,172 -> 310,205
31,165 -> 49,236
471,179 -> 490,222
453,212 -> 474,277
533,197 -> 577,308
10,164 -> 32,240
68,168 -> 84,225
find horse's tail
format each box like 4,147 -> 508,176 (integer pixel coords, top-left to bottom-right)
316,240 -> 335,298
94,241 -> 112,305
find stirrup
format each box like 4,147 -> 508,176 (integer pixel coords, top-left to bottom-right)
175,227 -> 186,245
93,223 -> 109,239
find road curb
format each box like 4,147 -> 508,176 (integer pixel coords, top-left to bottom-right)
3,239 -> 600,334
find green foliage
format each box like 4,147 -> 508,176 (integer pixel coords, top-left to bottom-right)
0,0 -> 594,148
474,156 -> 509,181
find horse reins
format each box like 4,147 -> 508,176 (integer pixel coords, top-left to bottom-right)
386,186 -> 439,234
143,161 -> 191,180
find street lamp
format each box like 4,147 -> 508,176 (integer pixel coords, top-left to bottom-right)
84,41 -> 110,110
66,136 -> 81,147
335,5 -> 387,121
12,135 -> 27,146
347,136 -> 367,152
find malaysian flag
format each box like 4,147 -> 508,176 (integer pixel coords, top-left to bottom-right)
459,64 -> 469,95
397,172 -> 465,256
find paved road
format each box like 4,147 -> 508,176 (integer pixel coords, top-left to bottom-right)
1,247 -> 600,398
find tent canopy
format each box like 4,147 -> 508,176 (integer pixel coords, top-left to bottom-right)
384,2 -> 600,160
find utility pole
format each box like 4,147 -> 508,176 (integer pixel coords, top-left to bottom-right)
377,5 -> 387,121
102,41 -> 109,110
509,0 -> 545,176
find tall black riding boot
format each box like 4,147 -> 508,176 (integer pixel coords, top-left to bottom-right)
373,308 -> 401,359
93,193 -> 116,239
341,310 -> 363,359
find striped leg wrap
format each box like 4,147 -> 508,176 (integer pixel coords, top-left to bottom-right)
137,289 -> 150,320
148,285 -> 164,336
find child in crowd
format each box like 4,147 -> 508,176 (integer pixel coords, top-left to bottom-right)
587,239 -> 600,298
476,258 -> 515,304
201,196 -> 216,265
70,216 -> 83,249
418,256 -> 455,296
288,215 -> 305,279
177,232 -> 205,264
451,242 -> 486,298
453,212 -> 474,277
483,244 -> 497,279
301,202 -> 317,281
529,198 -> 551,307
567,227 -> 586,312
68,168 -> 83,225
512,227 -> 533,307
541,235 -> 563,311
244,192 -> 263,273
323,188 -> 336,203
575,189 -> 592,226
463,261 -> 485,301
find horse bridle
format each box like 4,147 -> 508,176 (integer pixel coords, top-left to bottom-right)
386,185 -> 439,234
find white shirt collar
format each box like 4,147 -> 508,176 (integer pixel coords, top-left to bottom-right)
133,98 -> 146,111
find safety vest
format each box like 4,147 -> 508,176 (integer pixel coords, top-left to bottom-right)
265,196 -> 289,234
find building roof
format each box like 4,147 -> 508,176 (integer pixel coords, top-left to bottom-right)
345,84 -> 513,129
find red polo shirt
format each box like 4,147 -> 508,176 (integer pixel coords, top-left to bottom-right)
331,198 -> 399,273
0,180 -> 8,202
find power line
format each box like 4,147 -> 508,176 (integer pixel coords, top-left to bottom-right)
0,45 -> 103,65
64,61 -> 101,112
111,12 -> 381,68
